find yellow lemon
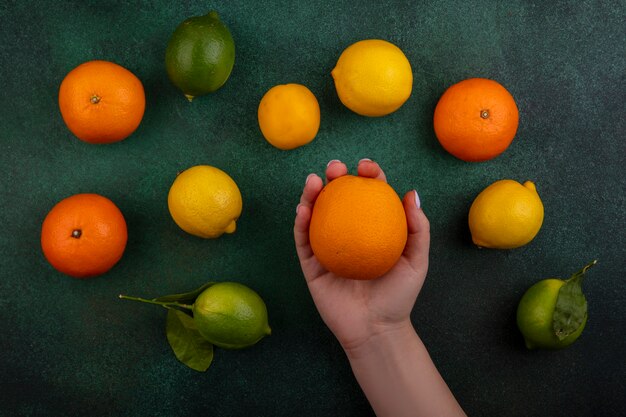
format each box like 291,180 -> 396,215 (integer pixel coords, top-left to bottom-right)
168,165 -> 242,238
468,179 -> 544,249
258,84 -> 320,150
331,39 -> 413,117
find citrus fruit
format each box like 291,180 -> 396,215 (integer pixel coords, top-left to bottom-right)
517,261 -> 596,349
433,78 -> 519,161
468,179 -> 544,249
192,282 -> 271,349
58,60 -> 145,144
309,175 -> 408,280
167,165 -> 242,238
258,84 -> 320,150
331,39 -> 413,117
41,193 -> 128,278
165,11 -> 235,101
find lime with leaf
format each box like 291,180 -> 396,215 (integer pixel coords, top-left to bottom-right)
517,260 -> 596,349
120,281 -> 270,371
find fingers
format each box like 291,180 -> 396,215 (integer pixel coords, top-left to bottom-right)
402,190 -> 430,271
294,202 -> 314,260
294,203 -> 328,281
294,175 -> 329,281
299,173 -> 323,206
295,173 -> 322,260
357,159 -> 387,182
325,160 -> 348,183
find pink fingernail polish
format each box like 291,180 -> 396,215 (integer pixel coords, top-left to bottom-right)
305,173 -> 315,185
358,158 -> 372,164
414,190 -> 421,209
327,159 -> 341,167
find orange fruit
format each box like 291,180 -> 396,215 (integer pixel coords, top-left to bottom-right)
41,194 -> 128,278
58,60 -> 145,144
309,175 -> 407,280
433,78 -> 519,162
257,84 -> 320,150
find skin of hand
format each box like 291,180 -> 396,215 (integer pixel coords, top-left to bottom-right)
294,159 -> 466,417
293,159 -> 430,352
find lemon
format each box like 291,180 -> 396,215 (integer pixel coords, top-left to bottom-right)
468,179 -> 544,249
331,39 -> 413,117
168,165 -> 242,238
192,282 -> 271,349
257,84 -> 320,150
517,261 -> 596,349
165,11 -> 235,101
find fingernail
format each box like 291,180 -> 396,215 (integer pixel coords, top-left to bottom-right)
358,158 -> 372,164
414,190 -> 421,209
327,159 -> 341,167
305,173 -> 315,185
296,203 -> 302,214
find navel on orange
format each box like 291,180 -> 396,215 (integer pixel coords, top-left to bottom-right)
58,60 -> 145,144
433,78 -> 519,162
309,175 -> 407,280
41,193 -> 128,278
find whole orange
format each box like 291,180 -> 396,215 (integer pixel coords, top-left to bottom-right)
433,78 -> 519,162
41,194 -> 128,278
309,175 -> 407,280
58,60 -> 145,144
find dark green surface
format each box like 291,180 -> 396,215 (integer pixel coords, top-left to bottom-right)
1,1 -> 624,416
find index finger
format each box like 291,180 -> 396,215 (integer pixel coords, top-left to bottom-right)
357,159 -> 387,182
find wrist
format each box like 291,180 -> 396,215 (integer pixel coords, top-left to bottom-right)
342,320 -> 418,361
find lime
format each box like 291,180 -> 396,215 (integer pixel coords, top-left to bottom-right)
165,11 -> 235,101
516,261 -> 596,349
192,282 -> 271,349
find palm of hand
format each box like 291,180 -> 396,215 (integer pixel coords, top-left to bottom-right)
294,160 -> 430,351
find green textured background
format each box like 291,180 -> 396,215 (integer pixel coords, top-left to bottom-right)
1,1 -> 624,416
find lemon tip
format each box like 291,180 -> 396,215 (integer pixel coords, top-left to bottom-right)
224,220 -> 237,234
522,180 -> 537,192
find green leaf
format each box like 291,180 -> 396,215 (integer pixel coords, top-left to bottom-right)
166,309 -> 214,372
155,282 -> 216,304
552,260 -> 597,340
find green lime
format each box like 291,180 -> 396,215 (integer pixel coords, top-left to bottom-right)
165,11 -> 235,101
516,261 -> 596,350
192,282 -> 271,349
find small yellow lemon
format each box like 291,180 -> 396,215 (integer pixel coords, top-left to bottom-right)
331,39 -> 413,117
258,84 -> 320,150
168,165 -> 242,238
469,179 -> 544,249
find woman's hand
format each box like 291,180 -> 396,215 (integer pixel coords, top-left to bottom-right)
293,159 -> 430,352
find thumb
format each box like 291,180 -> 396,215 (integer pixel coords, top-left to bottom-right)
401,190 -> 430,272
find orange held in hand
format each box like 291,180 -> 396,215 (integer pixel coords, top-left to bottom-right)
433,78 -> 519,162
309,175 -> 407,280
41,193 -> 128,278
58,60 -> 145,144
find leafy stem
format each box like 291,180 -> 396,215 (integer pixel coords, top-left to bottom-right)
552,259 -> 598,340
566,259 -> 597,283
118,294 -> 193,311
